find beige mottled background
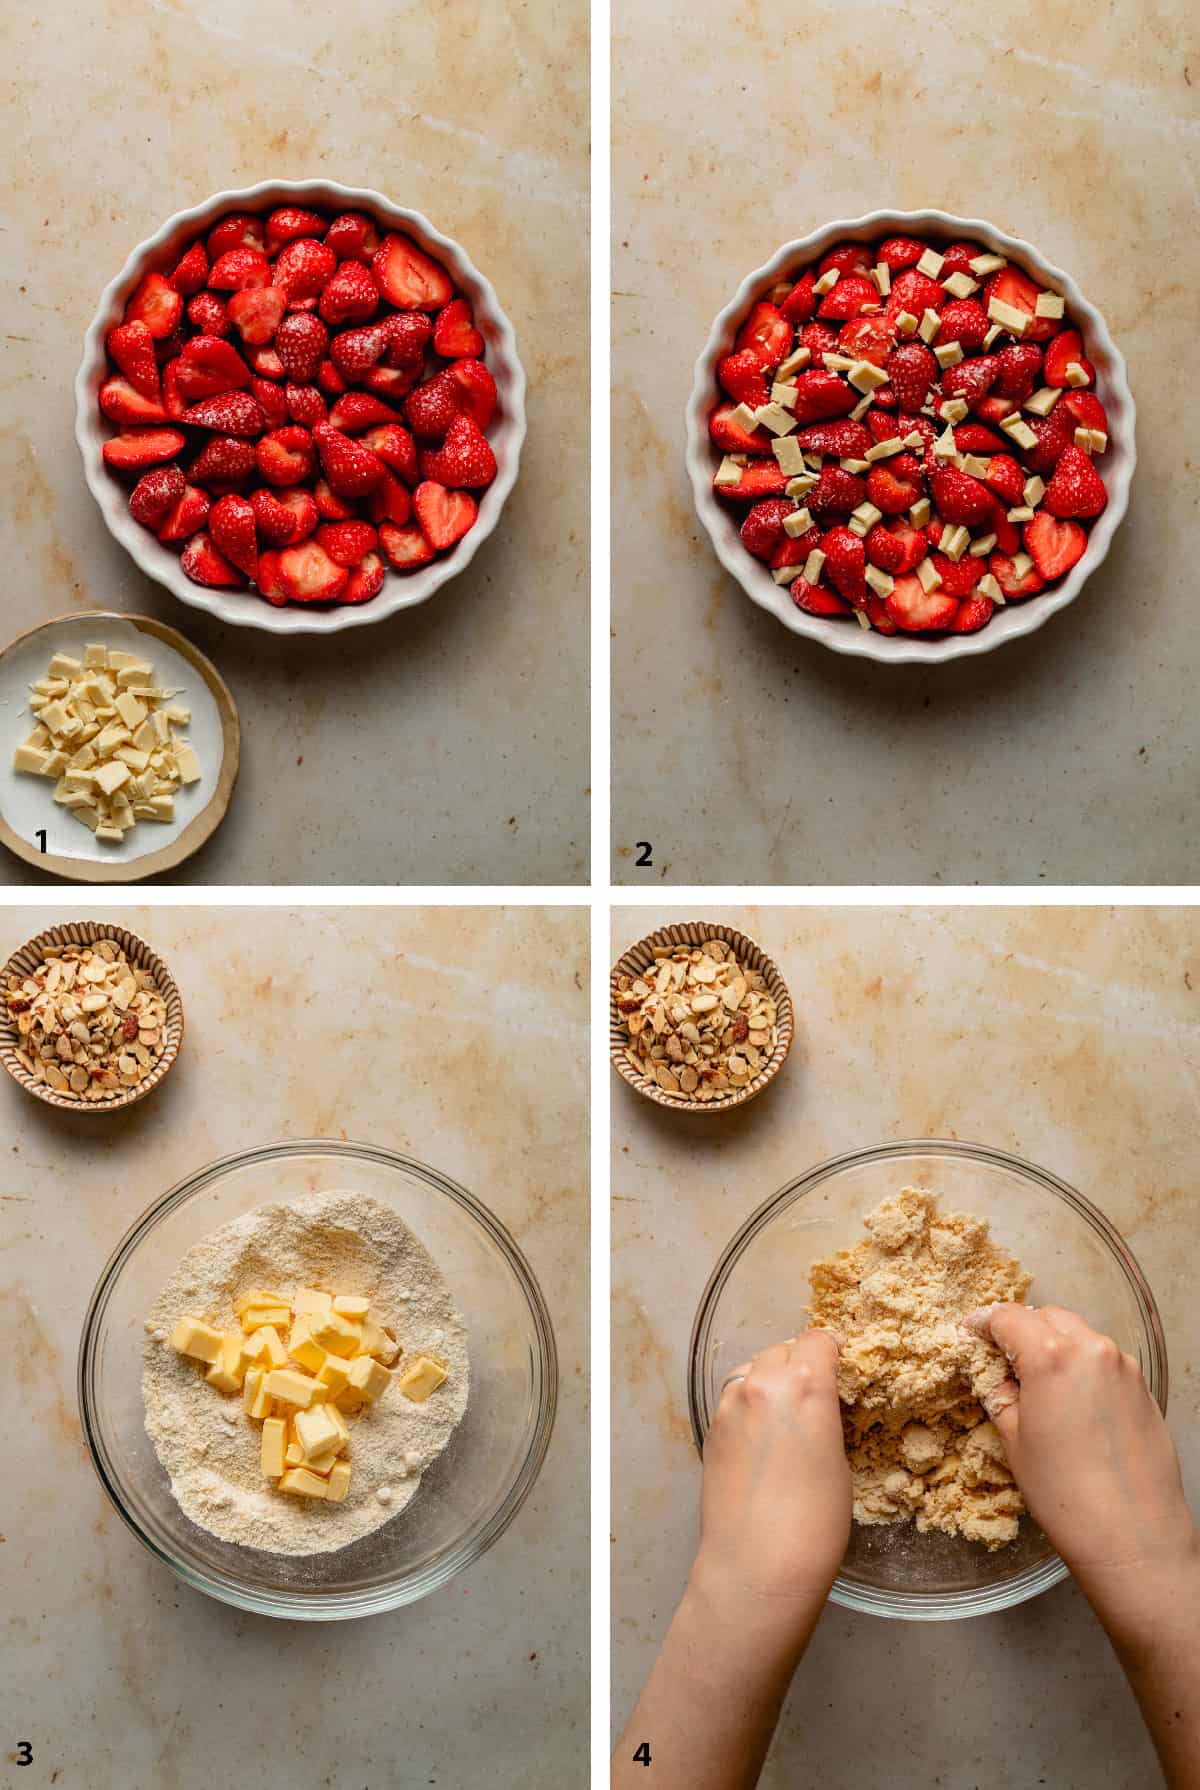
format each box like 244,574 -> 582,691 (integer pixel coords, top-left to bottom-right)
0,906 -> 588,1787
612,1 -> 1199,884
0,0 -> 589,886
611,906 -> 1198,1787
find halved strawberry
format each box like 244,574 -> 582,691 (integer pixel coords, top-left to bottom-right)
1023,512 -> 1087,580
929,551 -> 982,597
373,234 -> 453,310
285,383 -> 328,428
432,296 -> 484,359
317,357 -> 347,395
207,213 -> 265,258
791,368 -> 856,423
885,571 -> 958,632
735,301 -> 792,368
156,483 -> 210,540
982,453 -> 1025,507
208,248 -> 271,292
324,212 -> 381,265
940,354 -> 998,409
1022,408 -> 1075,473
939,241 -> 985,276
413,480 -> 477,551
712,461 -> 788,502
779,271 -> 817,323
1041,444 -> 1107,518
128,465 -> 186,529
799,320 -> 838,358
769,529 -> 821,572
865,518 -> 926,575
329,321 -> 391,383
379,520 -> 437,570
99,375 -> 167,427
276,313 -> 330,383
364,364 -> 420,401
886,269 -> 946,321
867,454 -> 924,516
313,477 -> 356,521
817,275 -> 878,321
273,238 -> 337,300
790,575 -> 851,617
865,408 -> 904,444
989,551 -> 1045,598
934,299 -> 990,351
249,345 -> 286,380
362,423 -> 419,485
951,594 -> 995,632
187,291 -> 229,337
250,486 -> 319,547
974,394 -> 1017,425
315,520 -> 378,566
106,320 -> 161,401
366,470 -> 413,526
982,265 -> 1056,341
264,207 -> 326,254
929,465 -> 994,525
176,335 -> 251,400
189,436 -> 257,489
444,358 -> 497,430
183,391 -> 266,436
277,540 -> 350,603
420,414 -> 497,489
343,551 -> 386,604
125,272 -> 183,339
312,423 -> 386,496
953,423 -> 1007,454
255,426 -> 316,487
181,530 -> 246,588
208,493 -> 258,579
255,548 -> 287,605
876,236 -> 925,271
710,402 -> 769,455
994,342 -> 1043,401
1060,389 -> 1109,435
169,241 -> 209,296
320,261 -> 380,327
328,391 -> 399,433
740,498 -> 794,561
989,504 -> 1021,557
806,466 -> 865,520
717,349 -> 770,409
794,418 -> 872,458
227,286 -> 287,346
1043,328 -> 1095,389
818,243 -> 874,278
885,343 -> 936,413
865,593 -> 898,633
820,524 -> 867,607
250,377 -> 289,430
837,314 -> 895,367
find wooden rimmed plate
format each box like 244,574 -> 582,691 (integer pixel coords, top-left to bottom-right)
0,612 -> 239,882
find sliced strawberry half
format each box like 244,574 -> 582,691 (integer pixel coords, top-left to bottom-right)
320,261 -> 381,327
885,343 -> 936,413
1043,328 -> 1095,389
818,243 -> 874,278
866,454 -> 924,516
790,575 -> 851,617
1023,512 -> 1087,580
790,369 -> 857,423
989,551 -> 1045,598
182,392 -> 266,437
169,241 -> 209,297
806,466 -> 866,521
378,520 -> 437,570
779,271 -> 817,323
362,424 -> 419,486
327,392 -> 400,433
106,321 -> 161,401
983,266 -> 1057,341
312,423 -> 386,497
994,342 -> 1043,401
273,238 -> 337,300
821,525 -> 867,607
1060,389 -> 1109,435
101,428 -> 185,471
276,313 -> 330,383
865,518 -> 926,575
717,349 -> 770,409
264,207 -> 327,254
226,286 -> 287,346
735,301 -> 792,368
412,480 -> 477,551
208,493 -> 258,579
982,453 -> 1025,507
739,498 -> 794,561
315,520 -> 379,566
712,462 -> 788,503
277,540 -> 350,603
323,212 -> 381,264
189,436 -> 257,489
156,484 -> 211,541
373,233 -> 454,309
420,414 -> 497,490
207,213 -> 265,258
794,418 -> 872,458
256,426 -> 316,488
124,272 -> 183,339
928,465 -> 994,526
710,402 -> 769,455
817,275 -> 878,321
885,571 -> 958,632
837,314 -> 895,367
876,236 -> 925,271
928,552 -> 982,597
951,594 -> 995,632
99,376 -> 168,426
934,299 -> 990,351
886,269 -> 946,321
1021,408 -> 1075,473
208,248 -> 271,292
176,335 -> 251,400
187,291 -> 229,337
181,530 -> 246,588
128,464 -> 186,529
343,552 -> 386,604
250,486 -> 319,547
366,470 -> 413,527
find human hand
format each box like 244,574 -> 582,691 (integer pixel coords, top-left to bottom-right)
691,1330 -> 851,1625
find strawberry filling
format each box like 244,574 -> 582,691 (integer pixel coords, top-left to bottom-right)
710,234 -> 1112,637
100,206 -> 499,607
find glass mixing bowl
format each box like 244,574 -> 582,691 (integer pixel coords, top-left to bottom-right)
688,1140 -> 1167,1621
79,1140 -> 557,1619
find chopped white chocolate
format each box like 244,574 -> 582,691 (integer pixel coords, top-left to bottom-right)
970,253 -> 1007,276
770,382 -> 798,408
850,501 -> 883,533
776,344 -> 811,379
959,454 -> 991,479
873,262 -> 891,296
1034,291 -> 1065,318
987,296 -> 1029,335
772,436 -> 805,476
969,532 -> 997,556
939,397 -> 968,425
932,426 -> 958,461
917,309 -> 941,344
942,271 -> 979,299
982,323 -> 1003,349
909,497 -> 932,528
864,565 -> 894,599
783,506 -> 814,538
802,549 -> 826,584
771,564 -> 798,585
754,401 -> 797,437
728,402 -> 760,433
785,472 -> 819,498
1064,361 -> 1090,387
1000,414 -> 1039,451
714,456 -> 743,487
934,341 -> 964,370
940,524 -> 971,562
1023,387 -> 1060,416
1006,506 -> 1036,522
978,571 -> 1004,603
916,247 -> 945,279
821,352 -> 858,373
848,359 -> 890,394
1023,475 -> 1046,507
849,392 -> 872,421
863,437 -> 907,462
812,268 -> 841,295
1011,552 -> 1034,579
916,555 -> 942,592
839,458 -> 870,475
894,310 -> 920,336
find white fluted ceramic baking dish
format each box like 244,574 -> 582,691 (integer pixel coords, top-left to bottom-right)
685,209 -> 1135,664
75,179 -> 527,636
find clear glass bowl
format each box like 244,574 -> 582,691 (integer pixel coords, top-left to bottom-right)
79,1140 -> 557,1620
688,1140 -> 1167,1622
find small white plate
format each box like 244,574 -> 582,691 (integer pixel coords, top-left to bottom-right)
0,612 -> 239,882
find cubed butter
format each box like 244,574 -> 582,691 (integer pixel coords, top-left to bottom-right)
325,1460 -> 352,1504
205,1332 -> 248,1394
278,1467 -> 329,1499
170,1316 -> 224,1365
243,1366 -> 273,1419
235,1288 -> 291,1316
310,1310 -> 363,1359
287,1317 -> 327,1375
257,1324 -> 288,1368
261,1417 -> 286,1478
263,1367 -> 322,1408
317,1357 -> 352,1398
347,1356 -> 393,1402
397,1355 -> 446,1403
295,1404 -> 343,1463
240,1304 -> 292,1334
332,1295 -> 370,1321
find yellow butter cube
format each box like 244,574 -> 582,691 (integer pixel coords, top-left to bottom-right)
239,1329 -> 271,1367
205,1332 -> 248,1394
332,1294 -> 370,1320
170,1316 -> 224,1365
256,1325 -> 288,1368
317,1357 -> 351,1398
357,1316 -> 389,1358
292,1288 -> 332,1318
243,1367 -> 273,1420
260,1417 -> 286,1478
263,1368 -> 321,1409
325,1460 -> 352,1503
324,1403 -> 351,1450
397,1355 -> 447,1403
285,1441 -> 305,1467
287,1317 -> 327,1376
310,1310 -> 362,1359
241,1305 -> 291,1335
295,1405 -> 342,1463
234,1287 -> 290,1317
349,1355 -> 393,1402
278,1467 -> 329,1499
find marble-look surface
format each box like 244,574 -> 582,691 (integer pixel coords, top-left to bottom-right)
1,906 -> 588,1787
611,0 -> 1199,884
1,0 -> 588,886
611,906 -> 1199,1788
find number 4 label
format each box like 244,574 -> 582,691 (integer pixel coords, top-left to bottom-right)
632,1740 -> 652,1766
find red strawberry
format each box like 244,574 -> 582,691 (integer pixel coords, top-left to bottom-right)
983,453 -> 1025,507
106,321 -> 161,401
1022,408 -> 1075,473
176,335 -> 251,400
413,481 -> 477,551
735,301 -> 792,368
799,321 -> 838,358
712,462 -> 788,502
187,291 -> 229,337
277,541 -> 350,603
320,261 -> 380,326
255,425 -> 315,487
983,266 -> 1056,342
929,465 -> 994,525
876,236 -> 925,271
256,549 -> 287,605
1023,511 -> 1087,580
717,349 -> 770,409
886,269 -> 946,321
315,520 -> 378,566
324,212 -> 381,264
181,530 -> 246,588
740,498 -> 794,560
769,529 -> 822,571
951,594 -> 995,632
710,402 -> 768,455
994,342 -> 1043,401
128,464 -> 186,528
989,504 -> 1021,556
886,343 -> 936,414
806,466 -> 865,520
313,477 -> 356,521
867,454 -> 924,516
939,241 -> 985,276
208,492 -> 258,578
794,418 -> 872,458
444,358 -> 497,429
433,296 -> 485,359
124,272 -> 182,339
420,413 -> 497,489
276,312 -> 330,383
838,314 -> 895,367
953,423 -> 1007,454
385,311 -> 435,368
286,295 -> 320,315
866,409 -> 904,444
886,571 -> 958,632
189,436 -> 257,488
989,551 -> 1046,598
1043,328 -> 1095,389
250,486 -> 318,546
343,552 -> 386,604
250,377 -> 289,430
264,207 -> 326,254
207,213 -> 265,258
154,327 -> 185,365
791,368 -> 856,423
329,322 -> 391,382
156,483 -> 210,540
865,593 -> 898,633
183,391 -> 266,436
901,415 -> 937,458
328,391 -> 399,433
379,520 -> 437,569
405,372 -> 460,441
866,518 -> 926,574
940,355 -> 998,408
312,423 -> 386,496
274,238 -> 337,300
779,272 -> 817,322
366,470 -> 413,526
169,241 -> 209,296
974,394 -> 1017,425
362,423 -> 419,485
317,358 -> 346,395
1041,443 -> 1107,518
99,376 -> 168,426
285,383 -> 328,428
818,244 -> 874,277
1060,389 -> 1108,435
373,234 -> 453,309
934,299 -> 990,351
821,525 -> 867,607
364,365 -> 420,401
208,248 -> 271,291
249,345 -> 285,380
818,275 -> 878,321
790,575 -> 851,617
929,551 -> 982,597
227,286 -> 287,346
